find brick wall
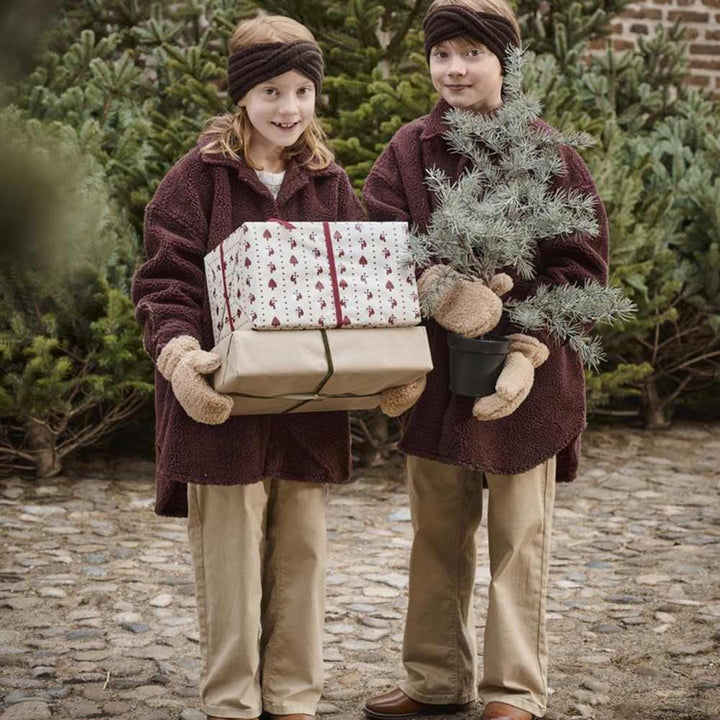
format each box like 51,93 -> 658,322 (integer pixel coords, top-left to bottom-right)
592,0 -> 720,97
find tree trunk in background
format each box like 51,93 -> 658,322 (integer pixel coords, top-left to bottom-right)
26,418 -> 62,478
642,378 -> 669,429
354,409 -> 390,467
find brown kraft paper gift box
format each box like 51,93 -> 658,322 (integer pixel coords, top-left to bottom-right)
212,326 -> 433,415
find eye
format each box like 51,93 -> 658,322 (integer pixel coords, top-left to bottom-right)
467,48 -> 485,57
262,87 -> 278,96
433,50 -> 448,59
298,86 -> 313,96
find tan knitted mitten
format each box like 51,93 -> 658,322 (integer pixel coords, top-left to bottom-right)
379,375 -> 427,417
157,335 -> 233,425
472,333 -> 549,422
418,266 -> 513,338
505,333 -> 550,368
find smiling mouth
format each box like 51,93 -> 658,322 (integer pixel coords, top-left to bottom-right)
271,121 -> 300,129
445,85 -> 471,89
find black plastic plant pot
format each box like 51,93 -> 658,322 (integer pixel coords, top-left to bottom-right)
447,332 -> 511,398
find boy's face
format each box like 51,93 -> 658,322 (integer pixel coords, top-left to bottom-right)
429,38 -> 503,113
240,70 -> 316,152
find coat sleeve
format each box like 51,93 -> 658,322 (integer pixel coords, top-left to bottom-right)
362,142 -> 411,223
131,155 -> 210,362
496,144 -> 610,346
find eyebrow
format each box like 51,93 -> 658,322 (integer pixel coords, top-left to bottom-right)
436,40 -> 488,51
256,78 -> 315,94
260,81 -> 313,88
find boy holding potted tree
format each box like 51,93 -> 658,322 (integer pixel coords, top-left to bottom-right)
361,1 -> 625,719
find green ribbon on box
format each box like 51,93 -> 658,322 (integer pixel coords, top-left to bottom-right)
224,330 -> 379,413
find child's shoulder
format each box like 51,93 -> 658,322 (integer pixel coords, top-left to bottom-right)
530,118 -> 597,193
157,145 -> 212,192
147,145 -> 215,217
308,159 -> 350,180
373,116 -> 432,168
531,118 -> 583,160
389,115 -> 431,147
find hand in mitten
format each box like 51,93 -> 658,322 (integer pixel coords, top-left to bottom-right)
156,335 -> 233,425
418,266 -> 513,338
380,375 -> 427,417
472,334 -> 549,422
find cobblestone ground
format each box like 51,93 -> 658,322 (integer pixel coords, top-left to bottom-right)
1,424 -> 719,720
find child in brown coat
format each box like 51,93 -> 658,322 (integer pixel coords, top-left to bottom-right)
132,15 -> 364,720
362,1 -> 609,719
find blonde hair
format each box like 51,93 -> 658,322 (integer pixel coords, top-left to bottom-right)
200,15 -> 333,171
426,0 -> 521,46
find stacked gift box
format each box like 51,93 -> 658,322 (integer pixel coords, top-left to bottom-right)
204,220 -> 432,415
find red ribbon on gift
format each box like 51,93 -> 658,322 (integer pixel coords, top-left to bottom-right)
219,221 -> 345,331
267,218 -> 297,230
322,221 -> 344,329
219,241 -> 235,333
270,219 -> 342,328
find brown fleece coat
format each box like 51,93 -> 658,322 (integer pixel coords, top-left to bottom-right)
132,142 -> 364,517
363,99 -> 609,483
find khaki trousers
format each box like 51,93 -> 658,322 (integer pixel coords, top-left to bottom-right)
187,479 -> 326,719
400,455 -> 556,718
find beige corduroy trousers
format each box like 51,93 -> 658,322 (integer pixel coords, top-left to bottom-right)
186,479 -> 326,719
399,454 -> 557,719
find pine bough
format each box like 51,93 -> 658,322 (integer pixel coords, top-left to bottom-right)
407,47 -> 635,370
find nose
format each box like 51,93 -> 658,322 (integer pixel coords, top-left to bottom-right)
278,95 -> 299,117
447,55 -> 466,76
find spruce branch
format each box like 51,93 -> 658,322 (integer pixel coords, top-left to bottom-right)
506,281 -> 637,370
406,45 -> 635,368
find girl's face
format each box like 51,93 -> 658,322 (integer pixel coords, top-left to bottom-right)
429,39 -> 503,113
240,69 -> 316,153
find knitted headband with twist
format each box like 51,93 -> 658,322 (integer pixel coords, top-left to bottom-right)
227,40 -> 324,104
423,7 -> 520,74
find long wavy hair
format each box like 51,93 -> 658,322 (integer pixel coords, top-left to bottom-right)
200,15 -> 334,171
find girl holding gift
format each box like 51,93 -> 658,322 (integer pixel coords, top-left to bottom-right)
364,1 -> 609,720
131,16 -> 365,720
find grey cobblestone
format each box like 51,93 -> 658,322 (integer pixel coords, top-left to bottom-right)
1,425 -> 719,720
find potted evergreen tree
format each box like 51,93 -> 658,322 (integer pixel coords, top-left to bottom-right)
408,47 -> 635,398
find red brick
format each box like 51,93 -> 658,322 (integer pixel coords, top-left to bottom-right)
610,21 -> 624,32
682,27 -> 700,39
701,0 -> 720,7
653,0 -> 671,5
630,22 -> 650,33
613,39 -> 636,51
686,74 -> 710,87
622,7 -> 663,19
668,10 -> 710,20
690,43 -> 720,55
588,38 -> 606,50
706,29 -> 720,40
688,57 -> 720,71
677,0 -> 694,5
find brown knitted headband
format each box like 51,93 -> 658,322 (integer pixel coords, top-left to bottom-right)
423,7 -> 520,74
227,40 -> 324,104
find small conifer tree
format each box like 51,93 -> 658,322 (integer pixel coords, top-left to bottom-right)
408,48 -> 635,370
